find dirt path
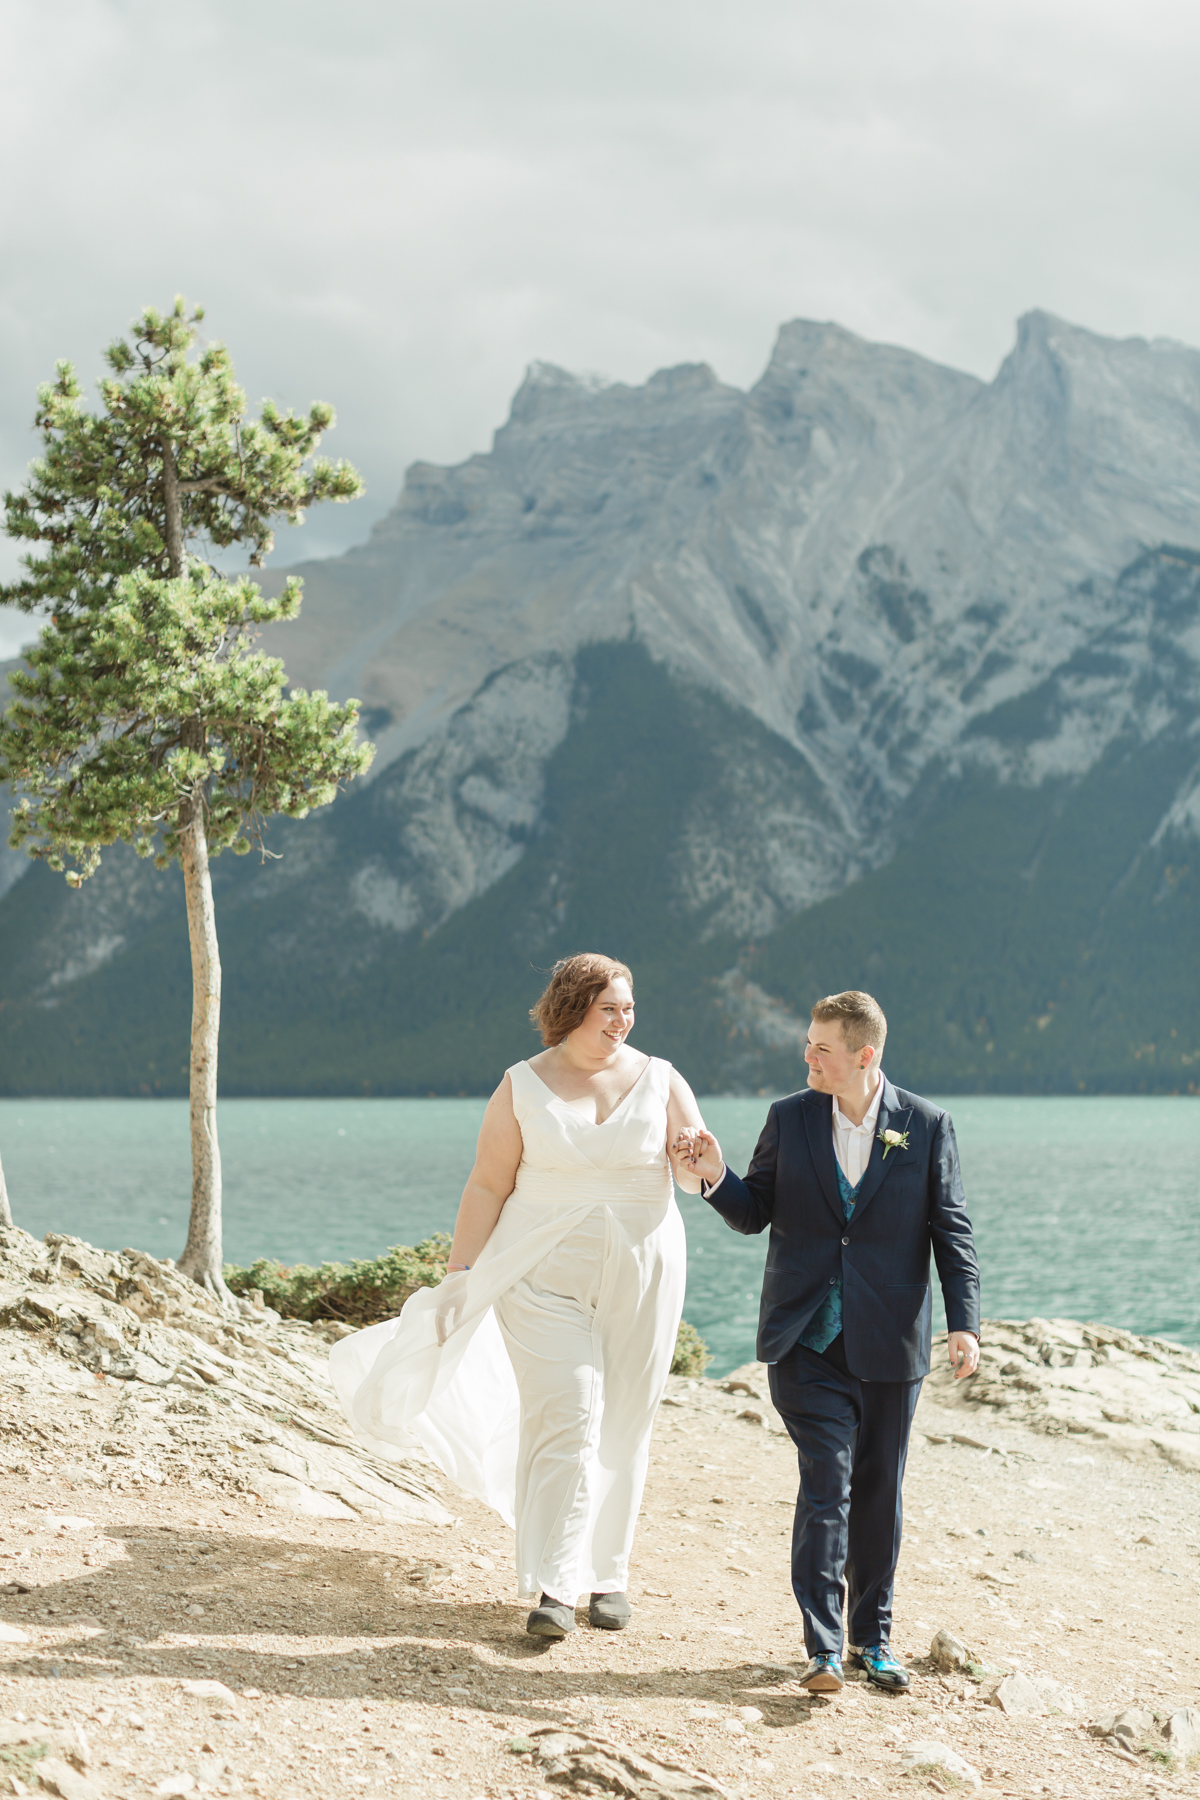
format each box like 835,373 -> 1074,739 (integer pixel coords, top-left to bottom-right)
2,1227 -> 1199,1799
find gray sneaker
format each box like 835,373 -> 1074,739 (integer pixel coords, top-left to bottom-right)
588,1591 -> 631,1630
526,1595 -> 576,1638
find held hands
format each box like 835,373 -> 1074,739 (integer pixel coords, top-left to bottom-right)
948,1330 -> 980,1380
671,1126 -> 725,1187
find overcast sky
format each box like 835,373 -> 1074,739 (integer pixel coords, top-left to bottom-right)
3,0 -> 1200,655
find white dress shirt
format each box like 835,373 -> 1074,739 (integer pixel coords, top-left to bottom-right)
832,1070 -> 885,1189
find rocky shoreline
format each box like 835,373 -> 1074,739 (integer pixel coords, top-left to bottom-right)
0,1225 -> 447,1527
1,1223 -> 1198,1800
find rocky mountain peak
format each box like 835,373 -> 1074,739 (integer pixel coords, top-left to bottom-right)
755,317 -> 981,427
5,309 -> 1200,1097
503,358 -> 613,428
951,310 -> 1200,581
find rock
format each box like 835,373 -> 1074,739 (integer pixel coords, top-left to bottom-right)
1088,1709 -> 1156,1748
736,1410 -> 764,1425
926,1319 -> 1200,1454
467,1555 -> 495,1571
1030,1676 -> 1077,1715
986,1673 -> 1047,1716
930,1629 -> 970,1672
898,1742 -> 982,1790
35,1760 -> 103,1800
251,1473 -> 358,1519
263,1446 -> 309,1483
0,1726 -> 89,1772
409,1562 -> 454,1588
1162,1708 -> 1200,1761
153,1777 -> 195,1797
734,1708 -> 763,1724
530,1725 -> 734,1798
178,1681 -> 240,1708
719,1719 -> 746,1735
0,1623 -> 30,1643
1153,1439 -> 1200,1474
0,1228 -> 449,1527
184,1604 -> 205,1619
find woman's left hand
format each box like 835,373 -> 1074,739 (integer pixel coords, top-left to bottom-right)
671,1126 -> 725,1185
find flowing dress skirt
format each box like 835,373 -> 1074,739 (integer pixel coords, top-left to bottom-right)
329,1170 -> 685,1597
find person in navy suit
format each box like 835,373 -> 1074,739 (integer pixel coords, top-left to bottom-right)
677,990 -> 979,1692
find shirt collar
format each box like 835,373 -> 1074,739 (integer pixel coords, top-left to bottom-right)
832,1070 -> 885,1134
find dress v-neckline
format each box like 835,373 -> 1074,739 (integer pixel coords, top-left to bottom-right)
525,1056 -> 652,1127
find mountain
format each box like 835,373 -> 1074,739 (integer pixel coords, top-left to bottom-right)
2,311 -> 1200,1096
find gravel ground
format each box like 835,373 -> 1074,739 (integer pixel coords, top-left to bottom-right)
2,1228 -> 1199,1800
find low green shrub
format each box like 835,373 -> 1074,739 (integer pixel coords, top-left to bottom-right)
224,1235 -> 452,1325
671,1318 -> 712,1377
904,1766 -> 966,1790
0,1743 -> 52,1780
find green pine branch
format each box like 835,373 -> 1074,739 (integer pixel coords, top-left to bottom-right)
0,296 -> 373,883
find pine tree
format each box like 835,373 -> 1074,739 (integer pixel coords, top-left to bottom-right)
0,299 -> 374,1296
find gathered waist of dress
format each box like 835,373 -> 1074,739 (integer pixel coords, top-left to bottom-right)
510,1163 -> 673,1206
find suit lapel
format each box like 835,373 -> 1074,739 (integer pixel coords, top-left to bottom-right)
802,1093 -> 846,1225
850,1077 -> 912,1224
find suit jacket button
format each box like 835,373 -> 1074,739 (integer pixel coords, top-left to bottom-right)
841,1236 -> 850,1245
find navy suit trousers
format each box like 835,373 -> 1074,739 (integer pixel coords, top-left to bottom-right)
768,1333 -> 922,1655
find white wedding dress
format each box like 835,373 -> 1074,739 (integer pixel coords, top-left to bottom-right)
329,1056 -> 686,1601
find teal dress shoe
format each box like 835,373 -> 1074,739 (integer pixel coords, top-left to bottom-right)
798,1653 -> 844,1691
851,1643 -> 910,1690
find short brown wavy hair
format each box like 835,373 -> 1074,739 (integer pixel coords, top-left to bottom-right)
811,989 -> 888,1053
530,953 -> 634,1047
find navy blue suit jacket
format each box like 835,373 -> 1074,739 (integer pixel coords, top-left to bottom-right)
705,1079 -> 980,1382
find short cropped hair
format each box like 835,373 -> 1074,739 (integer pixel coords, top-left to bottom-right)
530,953 -> 634,1047
810,989 -> 888,1054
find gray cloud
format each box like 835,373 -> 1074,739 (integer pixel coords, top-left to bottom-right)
3,0 -> 1200,655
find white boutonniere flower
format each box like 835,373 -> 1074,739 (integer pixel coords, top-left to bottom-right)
879,1127 -> 910,1159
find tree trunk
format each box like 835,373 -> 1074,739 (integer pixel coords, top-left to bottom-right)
175,755 -> 227,1301
0,1149 -> 12,1230
161,437 -> 185,578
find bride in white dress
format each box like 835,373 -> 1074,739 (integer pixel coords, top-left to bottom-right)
329,952 -> 708,1638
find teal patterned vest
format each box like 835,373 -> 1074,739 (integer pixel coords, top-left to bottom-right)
798,1161 -> 862,1353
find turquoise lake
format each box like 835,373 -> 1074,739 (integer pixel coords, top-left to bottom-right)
1,1095 -> 1196,1376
